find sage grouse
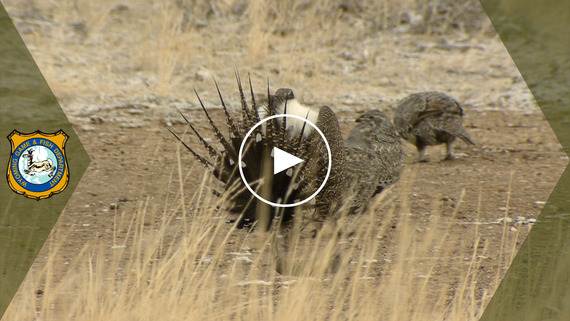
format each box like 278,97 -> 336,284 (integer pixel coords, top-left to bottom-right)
344,110 -> 405,210
170,75 -> 403,228
393,91 -> 474,162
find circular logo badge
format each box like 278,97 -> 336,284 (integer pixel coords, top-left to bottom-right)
238,114 -> 332,208
11,139 -> 66,193
7,130 -> 69,200
18,145 -> 58,184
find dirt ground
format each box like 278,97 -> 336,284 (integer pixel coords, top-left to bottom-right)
3,0 -> 568,318
58,100 -> 567,300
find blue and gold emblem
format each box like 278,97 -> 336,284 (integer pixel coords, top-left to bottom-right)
6,130 -> 69,200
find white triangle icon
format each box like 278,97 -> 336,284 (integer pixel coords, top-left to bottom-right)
273,147 -> 304,175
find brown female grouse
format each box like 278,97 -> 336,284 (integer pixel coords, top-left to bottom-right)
393,91 -> 474,162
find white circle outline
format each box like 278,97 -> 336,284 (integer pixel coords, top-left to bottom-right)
238,114 -> 332,208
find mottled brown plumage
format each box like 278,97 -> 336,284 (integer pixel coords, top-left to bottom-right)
393,91 -> 474,162
303,105 -> 346,220
344,110 -> 405,211
171,76 -> 405,229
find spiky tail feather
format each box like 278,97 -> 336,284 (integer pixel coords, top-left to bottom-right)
169,74 -> 320,229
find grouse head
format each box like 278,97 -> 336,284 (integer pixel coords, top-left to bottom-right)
353,110 -> 399,140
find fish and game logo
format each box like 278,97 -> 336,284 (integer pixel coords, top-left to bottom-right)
6,130 -> 69,200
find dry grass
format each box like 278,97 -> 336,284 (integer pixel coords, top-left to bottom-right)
4,0 -> 497,102
2,146 -> 521,320
1,0 -> 538,320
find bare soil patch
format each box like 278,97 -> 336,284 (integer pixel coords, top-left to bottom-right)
3,0 -> 567,319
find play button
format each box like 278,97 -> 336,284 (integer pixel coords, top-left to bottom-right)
273,147 -> 304,175
238,114 -> 332,208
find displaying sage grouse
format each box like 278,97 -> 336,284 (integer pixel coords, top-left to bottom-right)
169,74 -> 403,228
393,91 -> 474,162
